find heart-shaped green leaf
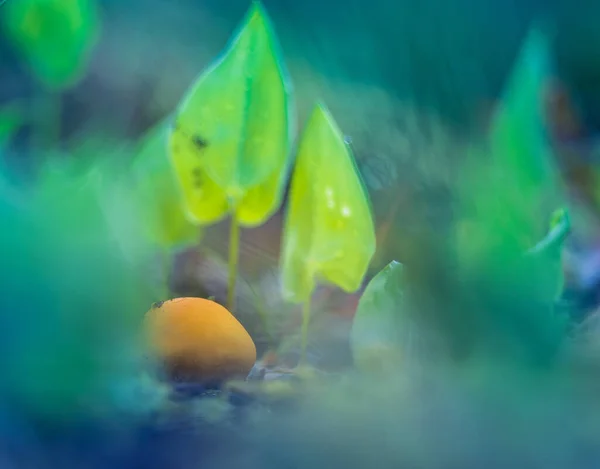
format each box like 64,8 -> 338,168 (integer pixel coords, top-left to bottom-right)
3,0 -> 100,89
281,103 -> 376,303
168,1 -> 292,225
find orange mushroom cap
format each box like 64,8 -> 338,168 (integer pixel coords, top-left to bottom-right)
144,297 -> 256,384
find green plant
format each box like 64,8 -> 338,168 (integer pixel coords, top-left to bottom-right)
2,0 -> 101,147
459,27 -> 562,255
281,104 -> 376,362
350,260 -> 404,372
2,0 -> 100,89
167,1 -> 293,312
131,120 -> 199,250
166,2 -> 376,333
350,27 -> 571,370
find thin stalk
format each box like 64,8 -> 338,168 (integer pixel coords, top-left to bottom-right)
300,297 -> 312,365
33,91 -> 61,151
246,280 -> 274,348
227,214 -> 241,312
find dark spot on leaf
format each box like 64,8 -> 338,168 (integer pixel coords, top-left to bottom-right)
192,135 -> 208,150
192,167 -> 204,188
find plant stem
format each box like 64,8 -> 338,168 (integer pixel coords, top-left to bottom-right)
300,297 -> 312,365
246,280 -> 274,348
227,214 -> 241,312
33,91 -> 61,151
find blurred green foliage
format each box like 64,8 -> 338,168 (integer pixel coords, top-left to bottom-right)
0,154 -> 156,421
350,260 -> 404,372
132,120 -> 200,250
2,0 -> 100,89
452,29 -> 569,366
347,28 -> 572,372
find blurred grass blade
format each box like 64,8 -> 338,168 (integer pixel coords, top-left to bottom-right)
458,27 -> 562,262
281,103 -> 376,303
489,28 -> 556,196
492,27 -> 561,229
168,1 -> 292,224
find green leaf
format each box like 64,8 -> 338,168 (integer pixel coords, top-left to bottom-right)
489,28 -> 556,194
460,28 -> 561,256
3,0 -> 100,89
235,147 -> 293,226
281,103 -> 376,303
168,1 -> 292,225
132,120 -> 200,249
350,261 -> 404,371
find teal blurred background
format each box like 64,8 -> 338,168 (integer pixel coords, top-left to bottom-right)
2,0 -> 600,138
